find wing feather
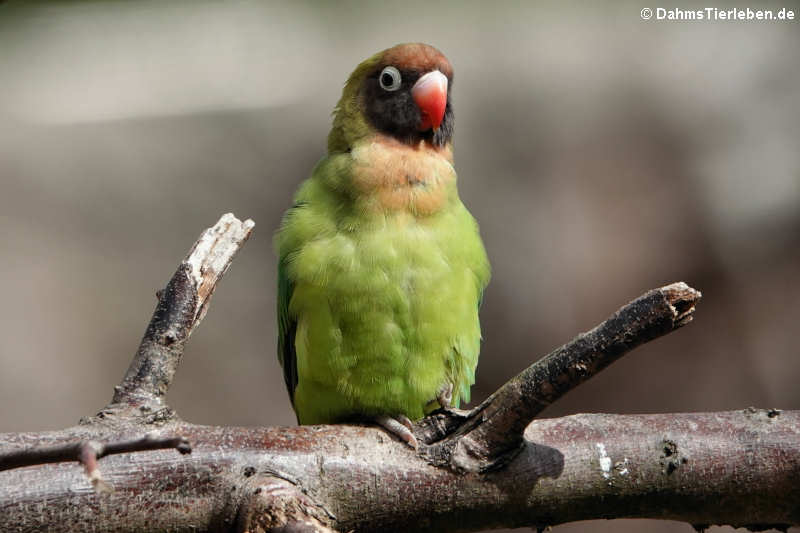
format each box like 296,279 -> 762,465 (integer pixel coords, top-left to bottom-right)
277,257 -> 298,405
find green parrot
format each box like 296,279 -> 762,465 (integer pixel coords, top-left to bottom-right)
276,43 -> 490,447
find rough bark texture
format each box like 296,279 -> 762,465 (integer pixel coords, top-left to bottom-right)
0,434 -> 190,473
113,213 -> 255,407
417,283 -> 701,472
1,411 -> 797,532
0,214 -> 795,533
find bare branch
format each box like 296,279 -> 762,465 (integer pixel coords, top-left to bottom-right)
112,213 -> 255,406
1,411 -> 796,532
5,213 -> 787,532
0,434 -> 191,492
417,282 -> 702,472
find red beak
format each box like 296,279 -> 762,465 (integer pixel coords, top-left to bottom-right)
411,70 -> 448,132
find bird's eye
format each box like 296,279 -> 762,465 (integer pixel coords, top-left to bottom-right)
379,66 -> 402,91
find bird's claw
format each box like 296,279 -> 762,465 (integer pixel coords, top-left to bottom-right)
374,415 -> 418,449
437,382 -> 454,410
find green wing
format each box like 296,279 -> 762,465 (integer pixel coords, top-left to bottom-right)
277,201 -> 312,407
277,257 -> 298,406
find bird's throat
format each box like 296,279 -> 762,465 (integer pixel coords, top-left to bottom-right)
350,135 -> 455,216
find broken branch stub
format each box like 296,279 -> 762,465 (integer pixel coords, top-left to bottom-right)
112,213 -> 255,406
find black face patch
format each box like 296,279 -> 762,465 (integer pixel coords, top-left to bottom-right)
362,68 -> 454,147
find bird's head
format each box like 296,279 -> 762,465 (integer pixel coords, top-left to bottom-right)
328,43 -> 454,153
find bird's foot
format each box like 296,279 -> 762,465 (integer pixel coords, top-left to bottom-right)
374,415 -> 418,449
437,382 -> 454,410
432,382 -> 471,418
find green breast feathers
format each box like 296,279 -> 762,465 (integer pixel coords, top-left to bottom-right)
276,43 -> 489,446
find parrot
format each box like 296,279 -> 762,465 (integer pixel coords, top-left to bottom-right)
275,43 -> 490,447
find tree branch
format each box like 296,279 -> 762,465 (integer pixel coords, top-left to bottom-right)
417,282 -> 702,472
1,214 -> 794,532
0,434 -> 191,472
112,213 -> 254,407
0,434 -> 191,492
1,411 -> 797,532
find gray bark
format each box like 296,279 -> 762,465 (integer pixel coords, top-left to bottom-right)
0,214 -> 795,533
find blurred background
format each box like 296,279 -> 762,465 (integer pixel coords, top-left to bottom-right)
0,1 -> 798,532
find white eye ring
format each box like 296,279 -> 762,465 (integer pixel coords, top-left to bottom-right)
379,66 -> 402,91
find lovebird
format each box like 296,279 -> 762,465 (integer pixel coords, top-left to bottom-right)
276,43 -> 490,447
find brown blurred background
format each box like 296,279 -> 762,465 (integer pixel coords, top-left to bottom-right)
0,1 -> 798,532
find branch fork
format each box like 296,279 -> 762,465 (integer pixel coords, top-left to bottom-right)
0,214 -> 251,491
415,282 -> 701,472
7,213 -> 793,533
0,433 -> 191,492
